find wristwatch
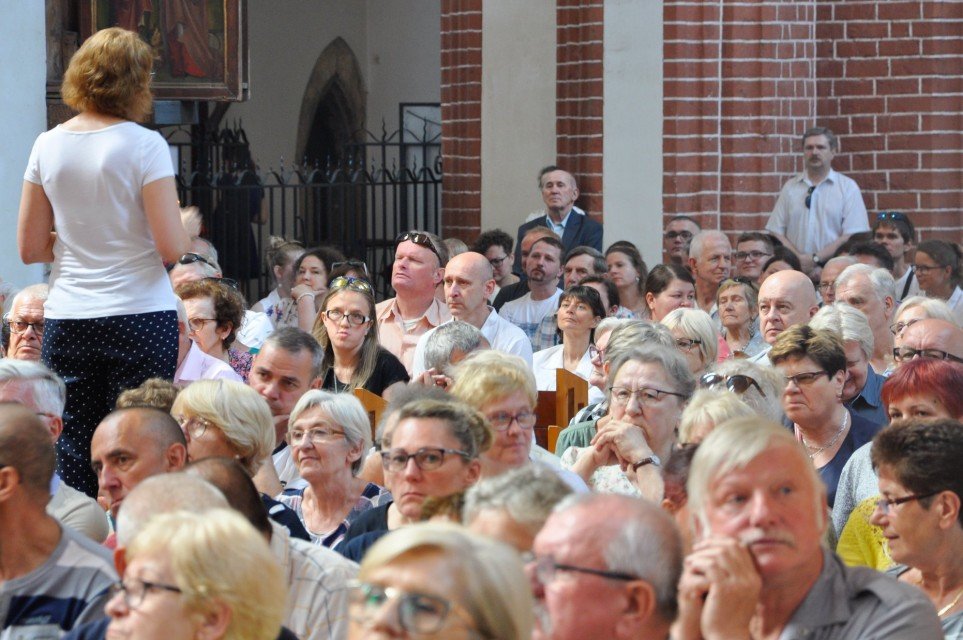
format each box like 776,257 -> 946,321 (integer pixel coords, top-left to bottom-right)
812,254 -> 824,267
631,455 -> 662,472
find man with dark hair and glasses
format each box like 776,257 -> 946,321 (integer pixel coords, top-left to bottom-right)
663,215 -> 702,266
734,232 -> 774,283
766,126 -> 869,276
376,230 -> 451,373
528,493 -> 683,640
873,210 -> 920,303
895,318 -> 963,367
3,283 -> 47,361
472,228 -> 519,296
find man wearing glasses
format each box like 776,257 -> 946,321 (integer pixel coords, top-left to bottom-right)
3,284 -> 47,361
528,493 -> 682,640
663,215 -> 702,266
766,126 -> 869,276
895,318 -> 963,366
733,232 -> 774,283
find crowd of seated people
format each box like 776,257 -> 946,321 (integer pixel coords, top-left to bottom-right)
5,27 -> 963,637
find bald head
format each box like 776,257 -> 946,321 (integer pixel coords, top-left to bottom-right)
897,318 -> 963,364
758,270 -> 819,344
443,252 -> 497,321
0,402 -> 55,495
115,472 -> 227,547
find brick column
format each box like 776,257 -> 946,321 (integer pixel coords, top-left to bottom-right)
557,0 -> 604,219
440,0 -> 483,240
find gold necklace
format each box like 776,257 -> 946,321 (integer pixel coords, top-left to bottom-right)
937,587 -> 963,618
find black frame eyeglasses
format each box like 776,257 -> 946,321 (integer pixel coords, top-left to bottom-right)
331,260 -> 370,277
700,372 -> 766,396
2,315 -> 45,336
166,252 -> 213,273
397,232 -> 443,262
893,346 -> 963,365
783,370 -> 829,387
663,230 -> 694,242
109,578 -> 182,610
524,553 -> 638,585
733,250 -> 772,262
323,309 -> 371,326
486,410 -> 537,431
875,491 -> 939,514
381,447 -> 472,472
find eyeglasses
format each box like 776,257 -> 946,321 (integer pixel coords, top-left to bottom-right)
733,250 -> 772,262
331,260 -> 370,277
805,185 -> 816,209
488,254 -> 508,267
817,281 -> 835,293
347,581 -> 468,634
524,553 -> 637,585
329,276 -> 374,295
397,232 -> 442,262
323,309 -> 370,326
165,252 -> 213,272
700,373 -> 766,397
893,346 -> 963,365
287,427 -> 346,446
187,317 -> 217,333
381,447 -> 471,472
609,386 -> 686,407
664,230 -> 694,241
200,276 -> 239,290
783,370 -> 829,387
874,491 -> 938,515
175,415 -> 213,440
486,410 -> 537,431
889,318 -> 921,335
109,578 -> 182,610
2,316 -> 45,335
675,337 -> 702,351
877,211 -> 908,223
588,343 -> 605,364
913,264 -> 944,275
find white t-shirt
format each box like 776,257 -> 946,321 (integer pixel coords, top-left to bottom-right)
24,122 -> 177,319
499,290 -> 562,347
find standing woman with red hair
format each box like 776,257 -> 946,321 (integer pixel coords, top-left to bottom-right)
17,27 -> 192,497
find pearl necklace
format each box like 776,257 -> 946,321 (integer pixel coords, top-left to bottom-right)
797,411 -> 849,459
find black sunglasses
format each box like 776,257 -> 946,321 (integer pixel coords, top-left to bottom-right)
331,260 -> 370,277
805,185 -> 816,209
700,372 -> 766,397
166,252 -> 213,273
877,211 -> 908,223
200,276 -> 239,290
397,232 -> 442,262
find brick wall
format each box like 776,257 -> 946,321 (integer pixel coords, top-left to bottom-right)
557,0 -> 604,219
663,0 -> 963,244
440,0 -> 483,241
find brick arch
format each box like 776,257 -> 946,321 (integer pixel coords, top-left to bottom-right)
295,37 -> 366,166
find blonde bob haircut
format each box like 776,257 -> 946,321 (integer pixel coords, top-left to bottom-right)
678,388 -> 756,444
661,308 -> 719,365
126,509 -> 286,640
687,417 -> 825,532
287,389 -> 373,475
449,351 -> 537,410
893,295 -> 956,326
62,27 -> 154,122
360,522 -> 533,640
171,379 -> 274,476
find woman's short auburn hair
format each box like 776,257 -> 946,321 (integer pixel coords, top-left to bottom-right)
175,279 -> 246,350
61,27 -> 154,121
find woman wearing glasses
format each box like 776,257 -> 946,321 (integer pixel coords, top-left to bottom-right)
912,240 -> 963,327
661,308 -> 721,376
531,286 -> 607,405
768,325 -> 881,507
276,390 -> 390,548
869,419 -> 963,637
312,276 -> 409,400
176,279 -> 253,381
338,398 -> 488,556
17,28 -> 195,497
291,245 -> 346,331
170,379 -> 311,541
716,277 -> 766,358
348,522 -> 532,639
106,509 -> 286,640
450,351 -> 587,489
560,344 -> 694,500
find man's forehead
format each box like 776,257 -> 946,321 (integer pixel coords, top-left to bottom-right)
701,237 -> 731,256
255,345 -> 313,376
531,241 -> 561,258
737,239 -> 767,250
566,254 -> 593,268
396,240 -> 436,260
11,297 -> 44,316
803,134 -> 830,147
668,219 -> 699,232
542,170 -> 574,187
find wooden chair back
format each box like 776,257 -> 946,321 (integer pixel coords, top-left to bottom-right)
353,388 -> 387,441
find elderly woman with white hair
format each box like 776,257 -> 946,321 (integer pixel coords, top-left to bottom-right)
810,302 -> 886,426
890,294 -> 957,339
662,307 -> 721,376
348,522 -> 532,639
276,390 -> 390,547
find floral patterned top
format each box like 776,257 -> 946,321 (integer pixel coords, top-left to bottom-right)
228,348 -> 253,383
277,482 -> 392,548
559,446 -> 641,497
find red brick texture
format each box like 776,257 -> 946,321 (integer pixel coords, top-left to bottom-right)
440,0 -> 483,240
664,0 -> 963,244
557,0 -> 604,220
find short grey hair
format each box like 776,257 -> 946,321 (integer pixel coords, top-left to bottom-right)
604,319 -> 676,366
115,472 -> 227,547
424,321 -> 484,373
678,388 -> 756,444
552,493 -> 683,622
463,464 -> 572,534
10,283 -> 49,309
835,263 -> 896,305
260,327 -> 324,380
687,416 -> 825,532
608,344 -> 696,400
893,295 -> 955,325
688,230 -> 729,262
288,390 -> 373,475
595,317 -> 630,340
0,360 -> 65,416
809,302 -> 874,360
661,308 -> 719,365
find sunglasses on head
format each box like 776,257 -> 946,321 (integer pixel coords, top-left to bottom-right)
700,372 -> 766,396
331,260 -> 370,277
877,211 -> 908,223
200,276 -> 239,290
397,232 -> 442,262
329,276 -> 373,294
166,252 -> 213,273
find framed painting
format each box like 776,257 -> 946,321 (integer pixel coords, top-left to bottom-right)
82,0 -> 248,101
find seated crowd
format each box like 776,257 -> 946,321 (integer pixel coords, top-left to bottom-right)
4,166 -> 963,640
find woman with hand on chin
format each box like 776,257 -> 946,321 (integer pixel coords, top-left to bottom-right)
560,344 -> 694,501
292,245 -> 345,331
